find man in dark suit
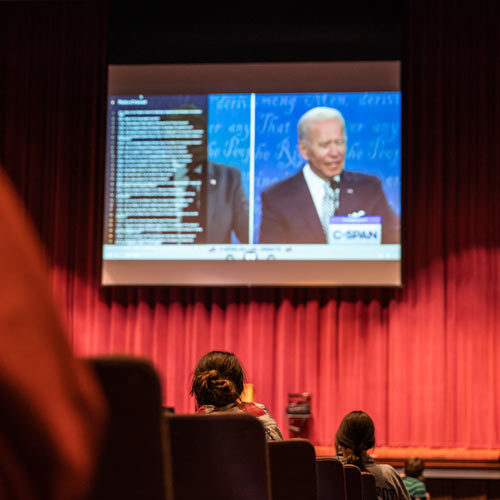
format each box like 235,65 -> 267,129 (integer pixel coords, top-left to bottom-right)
163,159 -> 248,245
259,107 -> 399,244
164,105 -> 249,244
204,161 -> 249,244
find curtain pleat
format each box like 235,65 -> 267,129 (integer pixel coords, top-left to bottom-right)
1,0 -> 499,447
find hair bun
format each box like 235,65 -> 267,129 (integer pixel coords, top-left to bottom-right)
198,369 -> 220,389
190,351 -> 245,406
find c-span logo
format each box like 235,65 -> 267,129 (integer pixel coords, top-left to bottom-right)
329,216 -> 382,245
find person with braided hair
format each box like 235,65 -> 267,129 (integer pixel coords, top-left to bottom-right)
190,351 -> 283,441
335,411 -> 411,500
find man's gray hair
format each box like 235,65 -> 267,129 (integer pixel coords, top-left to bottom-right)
297,107 -> 347,142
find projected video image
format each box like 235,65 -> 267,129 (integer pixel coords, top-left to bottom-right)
102,61 -> 401,286
105,91 -> 400,253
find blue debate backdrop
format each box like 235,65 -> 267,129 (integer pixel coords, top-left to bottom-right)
208,92 -> 401,244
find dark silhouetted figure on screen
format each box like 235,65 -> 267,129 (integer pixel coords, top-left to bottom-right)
171,107 -> 249,244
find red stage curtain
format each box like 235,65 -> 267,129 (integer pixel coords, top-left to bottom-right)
0,1 -> 499,448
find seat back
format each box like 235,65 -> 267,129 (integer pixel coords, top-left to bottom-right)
268,439 -> 317,500
344,464 -> 363,500
361,471 -> 377,500
86,356 -> 170,500
316,457 -> 346,500
165,413 -> 271,500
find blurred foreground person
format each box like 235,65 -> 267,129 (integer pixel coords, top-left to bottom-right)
0,169 -> 106,500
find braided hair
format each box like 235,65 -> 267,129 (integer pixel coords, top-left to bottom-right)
335,410 -> 375,471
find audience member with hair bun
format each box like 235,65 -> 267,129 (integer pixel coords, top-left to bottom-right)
335,410 -> 411,500
191,350 -> 283,441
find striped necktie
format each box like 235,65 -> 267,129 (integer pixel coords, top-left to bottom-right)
321,183 -> 334,242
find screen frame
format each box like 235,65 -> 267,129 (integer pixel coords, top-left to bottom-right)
103,61 -> 401,287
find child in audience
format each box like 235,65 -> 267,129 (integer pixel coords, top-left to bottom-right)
191,350 -> 283,441
402,457 -> 428,500
335,410 -> 411,500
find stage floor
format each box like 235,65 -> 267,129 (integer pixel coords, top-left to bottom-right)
314,446 -> 500,479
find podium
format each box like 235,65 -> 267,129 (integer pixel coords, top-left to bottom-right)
286,392 -> 311,438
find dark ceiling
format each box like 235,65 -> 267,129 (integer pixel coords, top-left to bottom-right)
108,1 -> 404,64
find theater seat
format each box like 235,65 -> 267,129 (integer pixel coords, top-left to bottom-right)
86,356 -> 170,500
344,464 -> 363,500
268,439 -> 318,500
316,457 -> 346,500
165,413 -> 271,500
361,471 -> 377,500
